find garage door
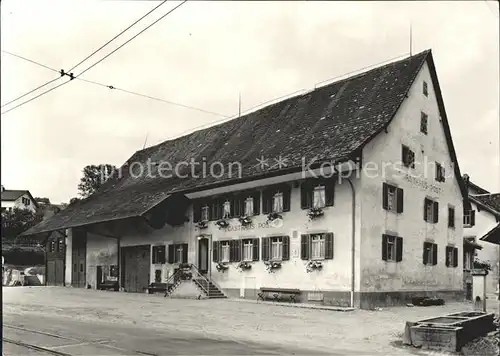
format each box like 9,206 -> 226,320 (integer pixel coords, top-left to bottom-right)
121,245 -> 150,293
46,235 -> 65,286
71,229 -> 87,288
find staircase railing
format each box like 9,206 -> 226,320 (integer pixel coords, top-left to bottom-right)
163,269 -> 184,297
190,264 -> 225,294
189,264 -> 211,296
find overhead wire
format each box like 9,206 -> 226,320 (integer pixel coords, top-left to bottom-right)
1,0 -> 184,114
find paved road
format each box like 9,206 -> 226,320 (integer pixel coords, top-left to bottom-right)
3,313 -> 333,355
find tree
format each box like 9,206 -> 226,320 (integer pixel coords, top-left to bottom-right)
77,164 -> 117,198
1,208 -> 43,242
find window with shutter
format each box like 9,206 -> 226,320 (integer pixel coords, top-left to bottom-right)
402,145 -> 415,168
282,235 -> 290,260
310,234 -> 325,260
152,245 -> 166,264
261,237 -> 270,261
301,234 -> 309,260
325,233 -> 334,259
252,191 -> 261,215
282,185 -> 291,212
168,244 -> 175,264
212,241 -> 219,262
221,241 -> 230,262
383,183 -> 402,213
433,201 -> 439,223
233,239 -> 241,262
382,235 -> 388,261
301,182 -> 312,209
262,189 -> 272,214
242,239 -> 253,261
424,198 -> 438,223
252,238 -> 259,261
423,242 -> 432,265
445,246 -> 452,267
270,236 -> 283,261
448,207 -> 455,228
420,111 -> 428,134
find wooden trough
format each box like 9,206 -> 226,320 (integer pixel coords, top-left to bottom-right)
403,311 -> 495,352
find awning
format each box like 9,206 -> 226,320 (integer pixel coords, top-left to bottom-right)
480,224 -> 500,245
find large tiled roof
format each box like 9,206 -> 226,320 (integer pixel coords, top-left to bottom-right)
23,49 -> 468,236
1,190 -> 28,201
470,193 -> 500,216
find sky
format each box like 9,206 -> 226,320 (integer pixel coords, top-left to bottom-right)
1,1 -> 499,204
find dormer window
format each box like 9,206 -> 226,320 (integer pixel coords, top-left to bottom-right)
420,112 -> 428,134
273,192 -> 283,213
313,186 -> 326,208
423,81 -> 428,96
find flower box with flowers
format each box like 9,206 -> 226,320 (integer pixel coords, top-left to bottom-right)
264,260 -> 282,273
196,221 -> 208,229
215,262 -> 229,272
267,212 -> 282,222
237,261 -> 252,271
216,219 -> 230,229
305,260 -> 323,273
239,216 -> 252,226
307,207 -> 324,220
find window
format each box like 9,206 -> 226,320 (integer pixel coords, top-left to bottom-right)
242,239 -> 254,261
448,206 -> 455,228
263,184 -> 291,214
382,183 -> 404,213
310,234 -> 325,259
435,163 -> 445,182
167,243 -> 188,264
423,81 -> 428,96
424,198 -> 439,223
57,238 -> 65,253
423,242 -> 438,265
262,235 -> 290,261
313,186 -> 326,209
244,197 -> 254,216
382,234 -> 403,262
445,246 -> 458,268
222,200 -> 231,219
49,240 -> 56,252
152,245 -> 166,264
402,145 -> 415,168
464,250 -> 473,270
300,233 -> 334,260
463,209 -> 475,227
221,241 -> 230,262
420,112 -> 428,134
301,179 -> 335,209
201,206 -> 209,222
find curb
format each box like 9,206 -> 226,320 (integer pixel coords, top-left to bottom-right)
224,297 -> 356,312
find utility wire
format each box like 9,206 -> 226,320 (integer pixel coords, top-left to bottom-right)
2,49 -> 229,118
67,0 -> 168,73
75,0 -> 187,79
1,0 -> 169,109
1,1 -> 188,116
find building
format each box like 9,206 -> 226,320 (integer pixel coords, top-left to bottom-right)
1,186 -> 38,213
462,176 -> 500,297
24,49 -> 470,309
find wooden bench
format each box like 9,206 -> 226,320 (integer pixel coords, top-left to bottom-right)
146,282 -> 169,294
257,288 -> 300,303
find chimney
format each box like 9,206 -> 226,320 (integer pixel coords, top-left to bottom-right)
462,174 -> 470,186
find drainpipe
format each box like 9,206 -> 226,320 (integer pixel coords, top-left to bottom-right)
346,177 -> 356,308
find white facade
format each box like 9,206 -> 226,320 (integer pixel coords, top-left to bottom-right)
1,192 -> 37,213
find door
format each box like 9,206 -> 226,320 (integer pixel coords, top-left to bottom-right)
121,245 -> 150,293
46,235 -> 65,286
71,230 -> 87,288
198,237 -> 209,274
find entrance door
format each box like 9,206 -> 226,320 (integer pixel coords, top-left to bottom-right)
71,229 -> 87,288
46,235 -> 65,286
198,237 -> 209,274
121,245 -> 150,293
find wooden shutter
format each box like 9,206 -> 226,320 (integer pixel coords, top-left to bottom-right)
433,201 -> 439,223
261,237 -> 270,261
193,201 -> 201,223
282,184 -> 291,212
325,233 -> 334,259
396,236 -> 403,262
432,244 -> 438,266
382,235 -> 388,261
422,242 -> 428,265
234,240 -> 241,262
229,240 -> 234,262
423,198 -> 429,222
453,247 -> 458,267
262,189 -> 272,214
325,180 -> 335,207
233,195 -> 242,217
152,246 -> 158,264
282,235 -> 290,260
301,182 -> 311,209
168,244 -> 175,264
382,183 -> 388,210
182,243 -> 188,263
301,234 -> 309,260
470,210 -> 476,226
228,197 -> 235,218
445,246 -> 451,267
396,188 -> 404,214
212,241 -> 219,262
253,191 -> 261,215
252,238 -> 259,261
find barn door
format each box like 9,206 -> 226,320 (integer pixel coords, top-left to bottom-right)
71,230 -> 87,288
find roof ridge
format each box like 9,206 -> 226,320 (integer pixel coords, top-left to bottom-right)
137,49 -> 431,155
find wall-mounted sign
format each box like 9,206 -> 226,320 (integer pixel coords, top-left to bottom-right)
226,221 -> 277,232
403,174 -> 442,195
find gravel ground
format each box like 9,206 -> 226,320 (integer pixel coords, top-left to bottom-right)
3,286 -> 499,355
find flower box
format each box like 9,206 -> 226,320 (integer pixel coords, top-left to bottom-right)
308,207 -> 324,220
306,260 -> 323,273
264,260 -> 282,273
267,212 -> 282,222
215,262 -> 229,272
216,219 -> 230,229
239,216 -> 252,226
237,261 -> 252,271
196,221 -> 208,229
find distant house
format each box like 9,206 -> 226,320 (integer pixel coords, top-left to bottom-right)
462,175 -> 500,297
1,186 -> 38,213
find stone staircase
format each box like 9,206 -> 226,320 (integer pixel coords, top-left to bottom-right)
192,278 -> 226,299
